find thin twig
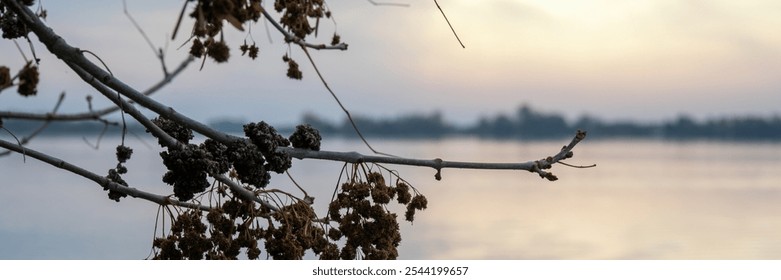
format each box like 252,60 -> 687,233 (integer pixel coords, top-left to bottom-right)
299,45 -> 396,157
123,0 -> 158,57
80,49 -> 114,77
82,121 -> 110,149
0,91 -> 65,157
259,7 -> 348,50
13,40 -> 29,62
171,0 -> 189,40
0,126 -> 26,162
557,161 -> 597,169
123,0 -> 168,75
0,56 -> 193,121
283,130 -> 590,181
0,138 -> 212,212
286,171 -> 312,204
4,0 -> 592,183
367,0 -> 410,7
434,0 -> 465,48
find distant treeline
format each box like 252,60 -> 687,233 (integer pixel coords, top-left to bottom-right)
4,104 -> 781,141
300,104 -> 781,141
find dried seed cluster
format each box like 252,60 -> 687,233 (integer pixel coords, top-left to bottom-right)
282,54 -> 302,80
289,124 -> 321,151
273,0 -> 330,39
187,0 -> 263,63
0,66 -> 12,88
265,201 -> 336,259
160,143 -> 215,201
153,210 -> 212,259
239,40 -> 259,59
0,1 -> 34,40
243,121 -> 292,174
153,195 -> 276,260
327,167 -> 428,259
104,145 -> 134,202
153,193 -> 338,260
17,63 -> 39,97
151,116 -> 194,146
153,119 -> 298,200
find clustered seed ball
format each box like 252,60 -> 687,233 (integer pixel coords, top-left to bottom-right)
1,5 -> 31,40
201,139 -> 230,174
115,145 -> 133,163
17,64 -> 38,97
0,66 -> 11,87
185,0 -> 263,65
160,144 -> 212,201
226,140 -> 270,188
206,39 -> 230,63
405,195 -> 428,223
273,0 -> 330,38
243,121 -> 292,173
282,55 -> 302,80
286,59 -> 302,80
151,116 -> 193,146
331,33 -> 341,46
190,38 -> 205,58
289,124 -> 321,151
105,167 -> 128,202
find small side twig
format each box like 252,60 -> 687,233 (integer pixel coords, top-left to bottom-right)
0,91 -> 65,157
299,45 -> 396,157
434,0 -> 465,48
80,49 -> 113,78
0,138 -> 212,212
123,0 -> 168,75
368,0 -> 410,7
0,123 -> 26,162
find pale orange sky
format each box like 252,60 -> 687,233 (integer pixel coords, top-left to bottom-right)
2,0 -> 780,125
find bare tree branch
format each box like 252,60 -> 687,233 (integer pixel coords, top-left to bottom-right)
259,6 -> 348,51
367,0 -> 410,7
0,91 -> 64,157
283,130 -> 591,181
298,45 -> 395,157
0,138 -> 212,212
2,0 -> 590,182
0,56 -> 193,121
434,0 -> 465,48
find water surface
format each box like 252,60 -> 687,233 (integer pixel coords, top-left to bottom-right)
1,137 -> 780,259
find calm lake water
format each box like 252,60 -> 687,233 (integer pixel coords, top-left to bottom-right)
1,136 -> 780,259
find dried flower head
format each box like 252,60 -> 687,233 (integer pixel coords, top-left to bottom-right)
17,63 -> 39,97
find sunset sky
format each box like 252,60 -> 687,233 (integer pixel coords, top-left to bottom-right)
3,1 -> 781,261
2,0 -> 780,126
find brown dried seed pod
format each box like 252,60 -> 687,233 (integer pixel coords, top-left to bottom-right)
0,66 -> 11,87
207,40 -> 230,63
17,64 -> 39,97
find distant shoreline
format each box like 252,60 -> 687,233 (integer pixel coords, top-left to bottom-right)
4,104 -> 780,141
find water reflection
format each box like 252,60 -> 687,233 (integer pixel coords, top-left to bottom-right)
372,139 -> 781,259
1,137 -> 780,259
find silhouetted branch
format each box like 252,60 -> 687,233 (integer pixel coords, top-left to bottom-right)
433,0 -> 464,48
0,91 -> 64,157
259,7 -> 348,51
284,130 -> 591,181
299,45 -> 395,157
367,0 -> 410,7
0,138 -> 212,212
4,0 -> 590,183
0,56 -> 193,121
